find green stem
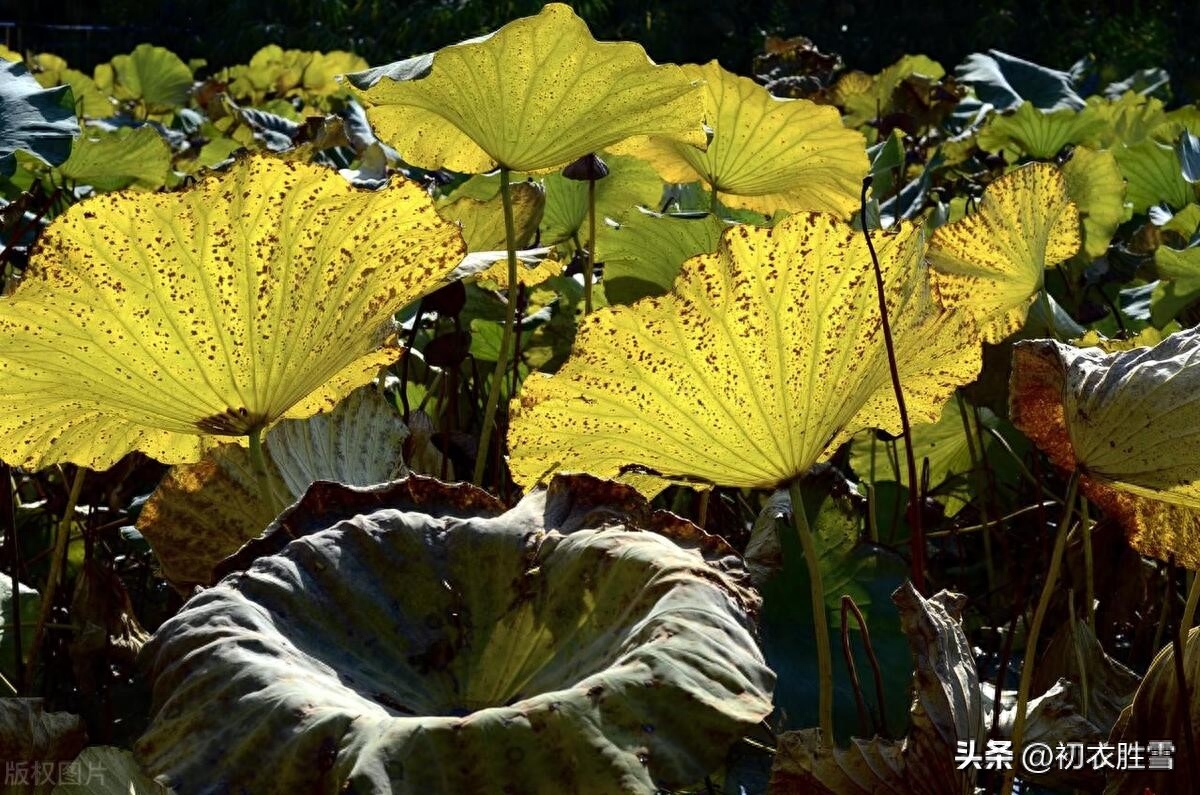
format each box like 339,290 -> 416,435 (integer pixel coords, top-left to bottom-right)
584,178 -> 597,315
789,480 -> 834,742
1002,474 -> 1078,795
1081,497 -> 1095,631
957,394 -> 995,596
1182,572 -> 1200,636
473,167 -> 520,486
23,467 -> 85,692
248,427 -> 286,514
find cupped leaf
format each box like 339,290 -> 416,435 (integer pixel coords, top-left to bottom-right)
1062,146 -> 1129,259
1115,138 -> 1194,213
355,3 -> 706,173
928,163 -> 1081,342
976,102 -> 1106,160
137,476 -> 774,794
614,60 -> 867,217
0,155 -> 465,471
0,60 -> 76,176
508,211 -> 982,491
1011,329 -> 1200,569
137,386 -> 412,591
58,125 -> 171,191
101,44 -> 193,114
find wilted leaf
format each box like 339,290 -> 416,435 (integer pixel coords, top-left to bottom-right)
928,162 -> 1081,342
509,212 -> 982,491
1011,328 -> 1200,569
137,386 -> 412,591
1062,146 -> 1129,259
614,60 -> 867,217
137,476 -> 774,794
0,155 -> 465,471
355,3 -> 706,173
769,584 -> 984,795
0,60 -> 76,176
58,126 -> 171,191
0,699 -> 87,766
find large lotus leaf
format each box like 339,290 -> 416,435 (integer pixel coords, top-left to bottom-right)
614,61 -> 867,218
598,208 -> 726,305
136,476 -> 774,794
0,60 -> 76,176
1062,146 -> 1129,259
976,102 -> 1106,160
1105,627 -> 1200,795
508,211 -> 982,492
928,163 -> 1081,342
57,125 -> 171,191
1010,329 -> 1200,569
53,747 -> 173,794
539,153 -> 663,248
0,155 -> 465,471
103,44 -> 192,113
769,584 -> 983,795
137,386 -> 412,591
955,50 -> 1084,111
355,4 -> 705,174
1115,138 -> 1194,213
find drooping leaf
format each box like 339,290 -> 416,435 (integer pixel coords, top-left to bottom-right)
57,125 -> 171,191
956,50 -> 1085,111
1011,329 -> 1200,569
354,3 -> 706,173
1115,138 -> 1194,213
598,208 -> 725,304
1062,146 -> 1129,259
928,163 -> 1081,342
769,584 -> 984,795
0,155 -> 465,471
508,212 -> 982,492
614,60 -> 867,217
976,101 -> 1106,160
137,385 -> 412,592
0,60 -> 76,176
137,476 -> 774,794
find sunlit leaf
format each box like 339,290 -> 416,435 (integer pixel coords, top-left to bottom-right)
508,212 -> 982,491
0,155 -> 465,471
436,179 -> 545,251
58,126 -> 171,191
103,44 -> 193,114
597,208 -> 725,304
928,163 -> 1081,342
1061,146 -> 1129,259
354,3 -> 706,173
0,60 -> 76,176
1085,91 -> 1168,148
976,102 -> 1106,160
1011,329 -> 1200,569
614,60 -> 867,217
1115,138 -> 1194,213
956,50 -> 1084,111
539,152 -> 663,248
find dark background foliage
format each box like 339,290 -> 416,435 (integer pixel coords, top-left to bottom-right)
0,0 -> 1197,99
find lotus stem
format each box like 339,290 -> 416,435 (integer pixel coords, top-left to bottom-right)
1183,571 -> 1200,639
585,178 -> 597,314
789,479 -> 834,742
24,466 -> 85,692
473,167 -> 520,486
860,176 -> 924,592
247,426 -> 286,514
1002,473 -> 1078,795
1081,496 -> 1095,630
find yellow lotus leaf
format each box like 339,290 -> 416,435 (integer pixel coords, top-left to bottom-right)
0,155 -> 465,471
613,60 -> 867,217
355,3 -> 706,174
928,163 -> 1081,343
1062,146 -> 1129,259
1011,329 -> 1200,570
508,212 -> 982,491
436,179 -> 545,251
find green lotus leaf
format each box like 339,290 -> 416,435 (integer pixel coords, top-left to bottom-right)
539,152 -> 663,249
101,44 -> 193,114
769,584 -> 983,794
976,101 -> 1106,160
1011,329 -> 1200,569
1115,138 -> 1194,213
508,211 -> 982,492
57,125 -> 171,191
597,208 -> 725,304
614,60 -> 867,217
0,60 -> 76,176
136,476 -> 774,794
1085,92 -> 1168,148
0,155 -> 465,471
137,386 -> 412,592
355,3 -> 706,173
1062,146 -> 1129,259
436,179 -> 544,252
1105,627 -> 1200,795
928,162 -> 1081,343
